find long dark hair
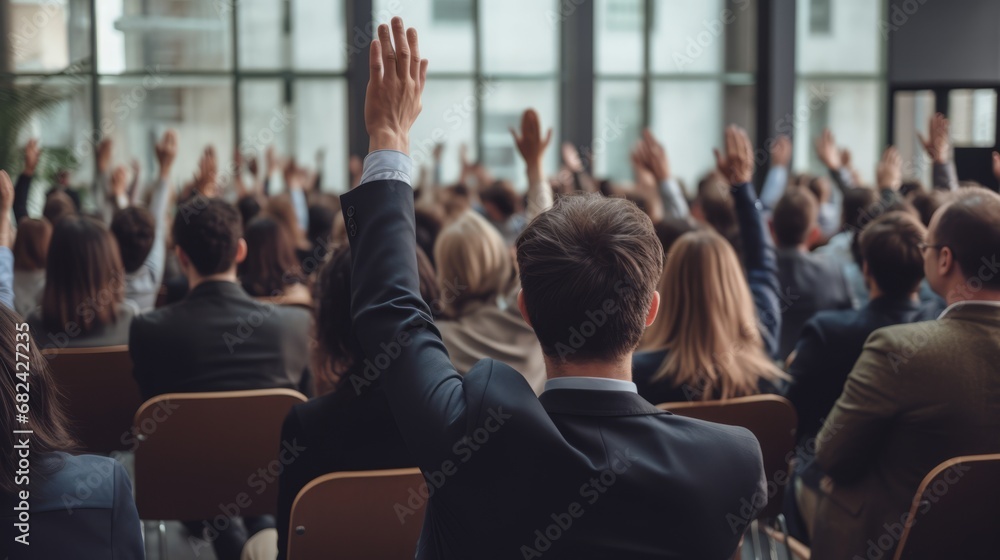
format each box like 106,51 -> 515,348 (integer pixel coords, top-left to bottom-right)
42,216 -> 125,335
0,305 -> 78,495
239,216 -> 304,297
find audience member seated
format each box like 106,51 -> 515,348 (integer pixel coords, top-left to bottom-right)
771,188 -> 852,359
814,186 -> 878,308
691,172 -> 742,256
0,304 -> 144,559
42,190 -> 76,225
11,218 -> 51,317
27,215 -> 136,348
634,130 -> 786,403
110,129 -> 175,313
810,187 -> 1000,559
337,23 -> 768,557
479,179 -> 523,244
272,245 -> 434,560
652,217 -> 696,258
239,216 -> 312,307
129,197 -> 313,560
785,211 -> 938,537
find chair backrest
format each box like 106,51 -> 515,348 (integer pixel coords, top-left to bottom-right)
893,454 -> 1000,560
132,388 -> 308,520
287,468 -> 427,560
657,394 -> 797,519
42,345 -> 141,454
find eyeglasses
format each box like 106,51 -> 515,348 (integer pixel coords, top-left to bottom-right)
918,243 -> 946,253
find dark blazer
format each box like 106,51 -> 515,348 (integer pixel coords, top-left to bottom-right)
634,182 -> 783,404
340,180 -> 767,560
785,295 -> 938,450
275,378 -> 413,560
0,453 -> 144,559
129,280 -> 312,399
812,303 -> 1000,559
775,248 -> 853,360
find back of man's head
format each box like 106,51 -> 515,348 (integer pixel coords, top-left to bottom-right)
111,207 -> 156,274
842,187 -> 877,232
515,194 -> 663,364
772,189 -> 818,248
859,212 -> 926,298
172,197 -> 243,277
933,187 -> 1000,290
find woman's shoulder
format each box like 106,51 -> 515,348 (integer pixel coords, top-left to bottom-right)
30,453 -> 126,512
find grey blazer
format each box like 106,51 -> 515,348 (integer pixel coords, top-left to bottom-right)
27,303 -> 137,349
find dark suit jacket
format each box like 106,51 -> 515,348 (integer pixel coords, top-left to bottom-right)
0,453 -> 144,559
812,303 -> 1000,560
129,280 -> 312,399
275,377 -> 413,560
775,248 -> 853,360
785,295 -> 938,451
341,180 -> 767,560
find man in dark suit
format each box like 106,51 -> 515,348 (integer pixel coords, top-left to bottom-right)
784,211 -> 938,536
129,196 -> 311,560
339,18 -> 766,560
771,189 -> 853,359
811,187 -> 1000,559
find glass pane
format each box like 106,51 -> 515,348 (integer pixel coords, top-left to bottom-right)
651,0 -> 723,74
239,80 -> 291,165
481,0 -> 558,75
99,77 -> 234,192
10,77 -> 94,215
595,0 -> 644,76
593,80 -> 643,180
724,84 -> 756,137
96,0 -> 232,74
724,0 -> 757,74
293,80 -> 348,191
6,0 -> 91,72
480,80 -> 559,185
408,79 -> 478,184
293,0 -> 347,71
373,0 -> 474,73
793,80 -> 883,184
796,0 -> 883,75
949,89 -> 997,148
651,80 -> 721,189
894,90 -> 936,186
237,0 -> 283,69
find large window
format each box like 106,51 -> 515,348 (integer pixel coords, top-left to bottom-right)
794,0 -> 886,184
594,0 -> 757,189
4,0 -> 348,194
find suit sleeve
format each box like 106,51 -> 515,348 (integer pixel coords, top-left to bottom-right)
340,180 -> 469,466
785,320 -> 829,440
14,173 -> 32,222
731,182 -> 782,358
127,315 -> 154,400
815,328 -> 904,482
111,461 -> 145,559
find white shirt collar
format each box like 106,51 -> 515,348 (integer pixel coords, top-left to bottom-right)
938,300 -> 1000,320
543,377 -> 638,394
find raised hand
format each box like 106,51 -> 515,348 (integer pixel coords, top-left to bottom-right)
714,125 -> 755,186
510,108 -> 553,169
917,113 -> 951,165
0,171 -> 12,248
770,135 -> 791,168
876,146 -> 903,191
632,129 -> 670,182
194,146 -> 219,197
561,142 -> 584,173
155,129 -> 178,180
23,139 -> 41,176
111,165 -> 129,201
97,138 -> 114,174
814,129 -> 842,170
365,16 -> 428,154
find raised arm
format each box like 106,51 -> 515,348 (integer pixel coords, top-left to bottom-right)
0,171 -> 14,310
815,129 -> 856,193
341,18 -> 470,465
760,135 -> 790,211
633,129 -> 689,220
510,108 -> 554,220
142,130 -> 177,287
13,140 -> 40,222
716,126 -> 781,358
919,113 -> 959,192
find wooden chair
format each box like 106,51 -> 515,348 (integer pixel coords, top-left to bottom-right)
287,468 -> 427,560
132,389 -> 307,558
42,345 -> 141,454
656,394 -> 797,520
893,454 -> 1000,559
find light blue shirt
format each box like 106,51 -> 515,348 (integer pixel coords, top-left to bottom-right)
360,150 -> 414,186
0,246 -> 14,311
543,376 -> 638,394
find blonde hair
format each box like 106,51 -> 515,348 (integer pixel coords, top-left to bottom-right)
434,210 -> 515,318
640,229 -> 786,399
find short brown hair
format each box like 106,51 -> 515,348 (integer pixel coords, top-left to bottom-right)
859,212 -> 926,297
13,218 -> 52,271
515,194 -> 663,363
772,189 -> 818,247
934,187 -> 1000,290
43,191 -> 76,225
111,207 -> 156,273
